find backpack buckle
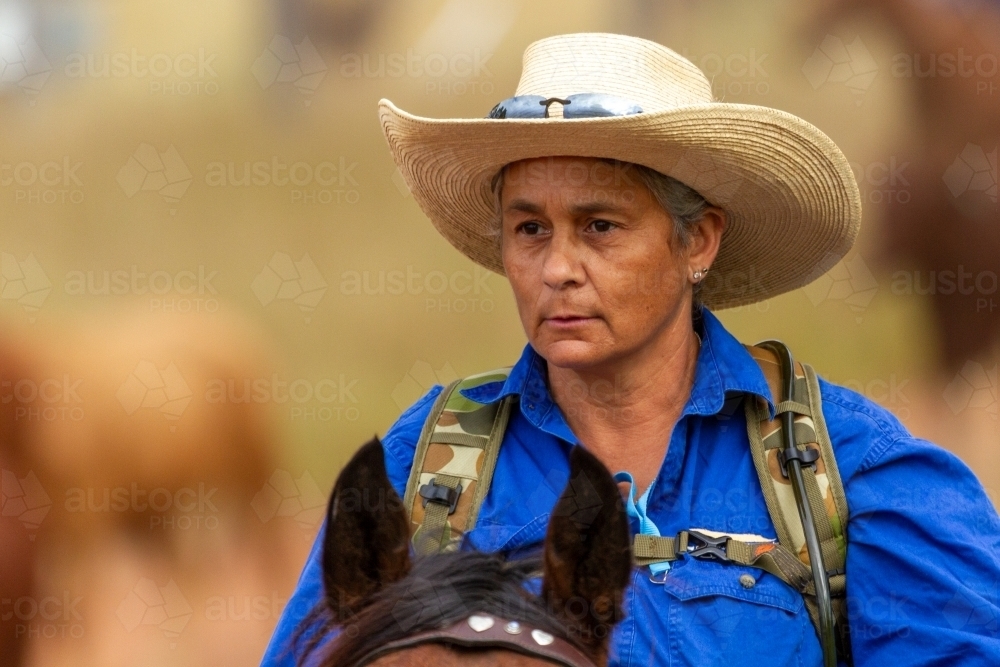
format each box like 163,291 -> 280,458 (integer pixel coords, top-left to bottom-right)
418,478 -> 462,515
778,444 -> 821,477
683,530 -> 730,562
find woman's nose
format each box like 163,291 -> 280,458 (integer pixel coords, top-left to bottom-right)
541,228 -> 585,288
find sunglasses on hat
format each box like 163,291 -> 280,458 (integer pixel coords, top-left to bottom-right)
487,93 -> 643,119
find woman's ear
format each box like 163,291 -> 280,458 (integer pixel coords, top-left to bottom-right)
541,446 -> 632,665
321,438 -> 411,623
686,206 -> 726,271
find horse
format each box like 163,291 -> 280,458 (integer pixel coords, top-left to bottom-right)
812,0 -> 1000,371
302,438 -> 633,667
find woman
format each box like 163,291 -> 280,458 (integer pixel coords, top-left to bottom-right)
263,33 -> 1000,665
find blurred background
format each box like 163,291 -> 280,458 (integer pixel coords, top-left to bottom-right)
1,0 -> 998,664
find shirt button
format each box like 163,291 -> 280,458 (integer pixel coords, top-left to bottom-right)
526,403 -> 534,410
739,574 -> 756,589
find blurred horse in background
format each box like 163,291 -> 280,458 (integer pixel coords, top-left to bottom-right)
809,0 -> 1000,504
0,336 -> 38,667
814,0 -> 1000,370
1,311 -> 311,666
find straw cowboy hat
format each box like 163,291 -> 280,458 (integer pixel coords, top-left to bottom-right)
378,32 -> 861,309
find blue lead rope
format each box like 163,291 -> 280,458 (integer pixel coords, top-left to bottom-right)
613,471 -> 670,577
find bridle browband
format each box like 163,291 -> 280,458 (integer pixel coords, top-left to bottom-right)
353,613 -> 597,666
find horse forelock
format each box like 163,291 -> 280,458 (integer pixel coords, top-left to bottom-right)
308,550 -> 594,667
366,644 -> 568,666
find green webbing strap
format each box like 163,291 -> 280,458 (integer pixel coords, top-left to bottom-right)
403,380 -> 459,520
470,393 -> 514,538
427,432 -> 490,448
403,372 -> 515,557
412,474 -> 461,556
774,399 -> 811,416
791,365 -> 844,573
632,533 -> 684,565
803,363 -> 850,565
632,532 -> 814,592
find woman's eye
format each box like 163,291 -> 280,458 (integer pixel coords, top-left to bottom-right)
517,221 -> 543,235
589,219 -> 616,233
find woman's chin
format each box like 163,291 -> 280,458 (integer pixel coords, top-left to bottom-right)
536,339 -> 610,370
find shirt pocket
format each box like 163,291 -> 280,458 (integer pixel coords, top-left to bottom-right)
662,558 -> 813,667
463,514 -> 548,555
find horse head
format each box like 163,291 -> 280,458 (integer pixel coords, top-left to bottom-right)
312,437 -> 632,666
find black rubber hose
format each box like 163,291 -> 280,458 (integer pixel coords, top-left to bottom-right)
774,343 -> 837,667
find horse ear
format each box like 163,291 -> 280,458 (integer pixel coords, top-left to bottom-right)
541,446 -> 632,661
322,437 -> 412,622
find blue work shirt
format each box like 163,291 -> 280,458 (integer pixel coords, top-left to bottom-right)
262,307 -> 1000,666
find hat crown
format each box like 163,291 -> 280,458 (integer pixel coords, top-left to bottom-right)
514,33 -> 714,114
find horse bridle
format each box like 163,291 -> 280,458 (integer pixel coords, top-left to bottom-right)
354,613 -> 597,666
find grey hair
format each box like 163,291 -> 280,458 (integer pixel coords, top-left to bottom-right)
489,158 -> 713,306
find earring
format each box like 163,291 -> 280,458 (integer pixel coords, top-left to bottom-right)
692,267 -> 709,283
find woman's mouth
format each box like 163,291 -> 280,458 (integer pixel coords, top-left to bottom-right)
544,315 -> 597,329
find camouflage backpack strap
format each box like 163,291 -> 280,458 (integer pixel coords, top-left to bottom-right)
744,341 -> 852,659
402,368 -> 515,556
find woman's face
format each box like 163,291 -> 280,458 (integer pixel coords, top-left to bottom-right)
500,156 -> 722,372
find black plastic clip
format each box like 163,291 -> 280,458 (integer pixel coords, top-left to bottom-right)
418,478 -> 462,515
778,444 -> 820,478
684,530 -> 730,562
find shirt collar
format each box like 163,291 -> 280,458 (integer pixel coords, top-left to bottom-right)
459,307 -> 776,430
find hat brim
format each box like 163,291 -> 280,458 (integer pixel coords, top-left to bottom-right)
378,98 -> 861,309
